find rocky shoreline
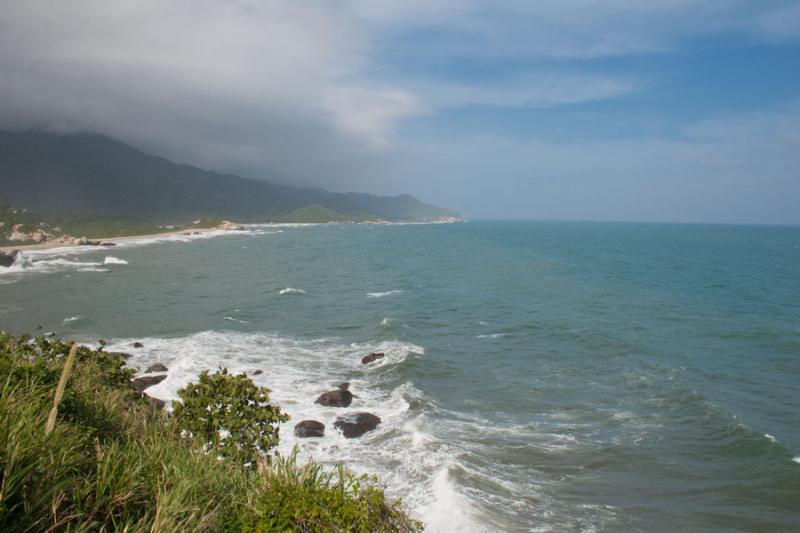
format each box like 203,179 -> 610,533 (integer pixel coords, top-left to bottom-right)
0,220 -> 248,257
124,342 -> 388,441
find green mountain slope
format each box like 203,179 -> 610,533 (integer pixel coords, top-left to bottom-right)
0,131 -> 461,223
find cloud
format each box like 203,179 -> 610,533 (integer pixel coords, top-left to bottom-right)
379,106 -> 800,224
0,0 -> 418,185
351,0 -> 800,58
414,75 -> 638,109
0,0 -> 798,220
756,2 -> 800,40
322,86 -> 427,148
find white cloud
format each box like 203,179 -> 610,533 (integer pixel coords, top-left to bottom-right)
757,2 -> 800,40
415,75 -> 637,109
322,86 -> 427,149
380,106 -> 800,224
350,0 -> 798,58
0,0 -> 418,182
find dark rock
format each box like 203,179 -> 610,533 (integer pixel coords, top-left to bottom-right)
100,242 -> 117,247
335,382 -> 350,390
108,351 -> 133,360
361,352 -> 385,365
146,396 -> 167,415
294,420 -> 325,438
333,412 -> 381,438
315,389 -> 353,407
0,250 -> 18,267
253,369 -> 263,375
133,342 -> 144,348
132,374 -> 167,394
145,363 -> 168,373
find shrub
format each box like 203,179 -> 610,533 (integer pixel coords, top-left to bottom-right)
0,334 -> 420,532
173,368 -> 289,465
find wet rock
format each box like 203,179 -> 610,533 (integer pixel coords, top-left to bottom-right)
108,351 -> 133,360
335,382 -> 350,390
294,420 -> 325,438
333,412 -> 381,438
146,396 -> 167,415
315,389 -> 353,407
361,352 -> 385,365
0,250 -> 18,267
145,363 -> 168,373
253,369 -> 263,375
132,374 -> 167,394
133,342 -> 144,348
100,242 -> 117,247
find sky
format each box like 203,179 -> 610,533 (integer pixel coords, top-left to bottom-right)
1,1 -> 799,224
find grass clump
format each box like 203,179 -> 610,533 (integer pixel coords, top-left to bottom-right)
0,333 -> 421,532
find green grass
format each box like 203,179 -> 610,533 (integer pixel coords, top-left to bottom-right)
0,334 -> 421,532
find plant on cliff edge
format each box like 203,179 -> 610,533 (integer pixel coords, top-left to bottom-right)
173,368 -> 288,465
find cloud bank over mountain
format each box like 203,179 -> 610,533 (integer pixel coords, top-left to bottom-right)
1,0 -> 799,223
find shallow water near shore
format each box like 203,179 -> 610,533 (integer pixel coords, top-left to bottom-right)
2,221 -> 800,531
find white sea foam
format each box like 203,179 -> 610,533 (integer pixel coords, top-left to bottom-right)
279,287 -> 307,295
476,333 -> 506,339
62,315 -> 82,324
367,289 -> 403,298
793,456 -> 800,464
0,253 -> 108,278
0,227 -> 273,282
380,317 -> 392,327
419,461 -> 484,532
100,331 -> 488,531
222,316 -> 250,324
764,433 -> 777,443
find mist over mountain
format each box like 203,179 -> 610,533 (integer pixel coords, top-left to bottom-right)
0,131 -> 459,223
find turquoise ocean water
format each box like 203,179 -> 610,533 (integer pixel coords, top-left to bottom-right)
2,221 -> 799,531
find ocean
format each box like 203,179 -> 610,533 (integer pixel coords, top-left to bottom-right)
2,221 -> 799,531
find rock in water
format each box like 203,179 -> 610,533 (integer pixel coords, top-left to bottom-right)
0,250 -> 18,267
145,363 -> 168,373
315,389 -> 353,407
132,374 -> 167,394
335,382 -> 350,390
108,351 -> 133,360
361,352 -> 385,364
294,420 -> 325,438
253,369 -> 263,375
133,342 -> 144,348
333,412 -> 381,438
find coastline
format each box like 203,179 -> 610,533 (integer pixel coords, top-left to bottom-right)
0,227 -> 221,254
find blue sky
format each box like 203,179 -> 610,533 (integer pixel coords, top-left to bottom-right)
1,1 -> 799,223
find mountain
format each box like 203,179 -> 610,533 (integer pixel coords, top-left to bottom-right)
0,131 -> 461,223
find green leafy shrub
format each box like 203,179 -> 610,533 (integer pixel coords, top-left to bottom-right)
173,368 -> 289,465
0,334 -> 420,532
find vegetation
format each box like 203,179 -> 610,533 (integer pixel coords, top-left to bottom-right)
0,203 -> 169,245
173,369 -> 289,466
0,130 -> 460,223
0,333 -> 421,532
280,204 -> 371,224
